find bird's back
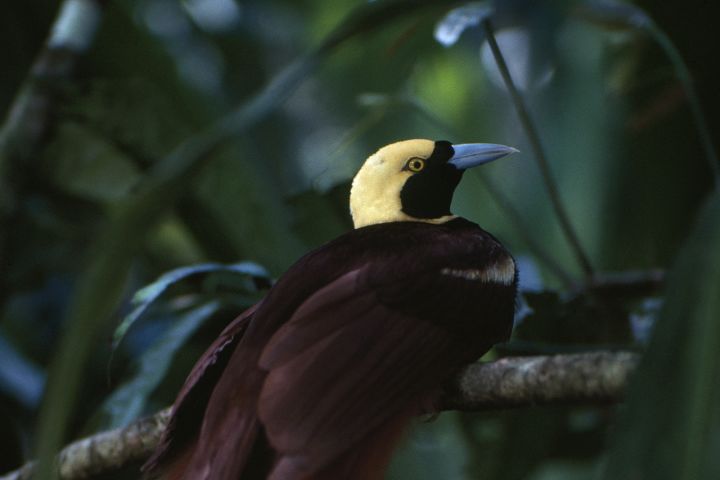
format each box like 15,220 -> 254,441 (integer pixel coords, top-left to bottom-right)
145,217 -> 516,480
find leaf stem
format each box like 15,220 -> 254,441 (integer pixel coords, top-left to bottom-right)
472,172 -> 576,288
482,19 -> 594,279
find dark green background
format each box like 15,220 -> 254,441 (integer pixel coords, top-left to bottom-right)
1,1 -> 719,479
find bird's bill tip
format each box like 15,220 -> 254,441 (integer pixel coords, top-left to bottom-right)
448,143 -> 519,170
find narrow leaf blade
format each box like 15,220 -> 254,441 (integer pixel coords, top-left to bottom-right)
112,261 -> 268,348
101,301 -> 221,429
603,191 -> 720,480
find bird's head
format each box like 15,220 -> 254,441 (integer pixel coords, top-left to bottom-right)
350,139 -> 517,228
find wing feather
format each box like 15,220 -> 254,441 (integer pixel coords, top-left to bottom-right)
257,268 -> 472,477
143,303 -> 259,475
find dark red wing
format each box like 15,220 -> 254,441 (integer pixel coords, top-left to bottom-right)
179,332 -> 268,479
146,219 -> 516,480
143,302 -> 260,475
257,267 -> 491,478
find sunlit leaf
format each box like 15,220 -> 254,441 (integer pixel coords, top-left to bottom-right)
434,2 -> 493,47
603,191 -> 720,480
100,301 -> 220,429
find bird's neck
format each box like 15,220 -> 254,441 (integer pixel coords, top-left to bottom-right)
351,211 -> 458,229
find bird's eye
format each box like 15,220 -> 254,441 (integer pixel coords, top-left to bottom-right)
406,158 -> 425,172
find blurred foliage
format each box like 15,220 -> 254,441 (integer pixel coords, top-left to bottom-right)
98,261 -> 269,431
603,191 -> 720,480
1,0 -> 719,478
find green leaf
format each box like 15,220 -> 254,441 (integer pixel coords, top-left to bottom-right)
112,261 -> 268,349
101,301 -> 220,429
603,191 -> 720,480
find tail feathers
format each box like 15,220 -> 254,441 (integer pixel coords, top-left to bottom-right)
142,307 -> 257,478
163,445 -> 196,480
144,419 -> 272,480
148,411 -> 413,480
182,413 -> 262,479
147,411 -> 415,480
268,410 -> 413,480
142,439 -> 196,480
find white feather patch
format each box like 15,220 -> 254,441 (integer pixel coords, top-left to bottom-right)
441,257 -> 515,285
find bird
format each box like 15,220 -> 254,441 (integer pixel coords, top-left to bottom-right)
143,139 -> 519,480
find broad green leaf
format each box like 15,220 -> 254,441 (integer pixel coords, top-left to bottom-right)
603,191 -> 720,480
112,261 -> 268,349
101,301 -> 220,429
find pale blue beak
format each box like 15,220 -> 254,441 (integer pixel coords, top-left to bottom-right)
448,143 -> 519,170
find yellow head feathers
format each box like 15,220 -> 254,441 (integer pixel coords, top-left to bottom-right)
349,139 -> 518,229
349,140 -> 455,228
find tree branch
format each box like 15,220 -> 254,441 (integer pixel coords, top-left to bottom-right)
1,351 -> 638,480
1,409 -> 171,480
442,351 -> 639,410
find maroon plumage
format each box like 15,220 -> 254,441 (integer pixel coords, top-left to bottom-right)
143,139 -> 518,479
